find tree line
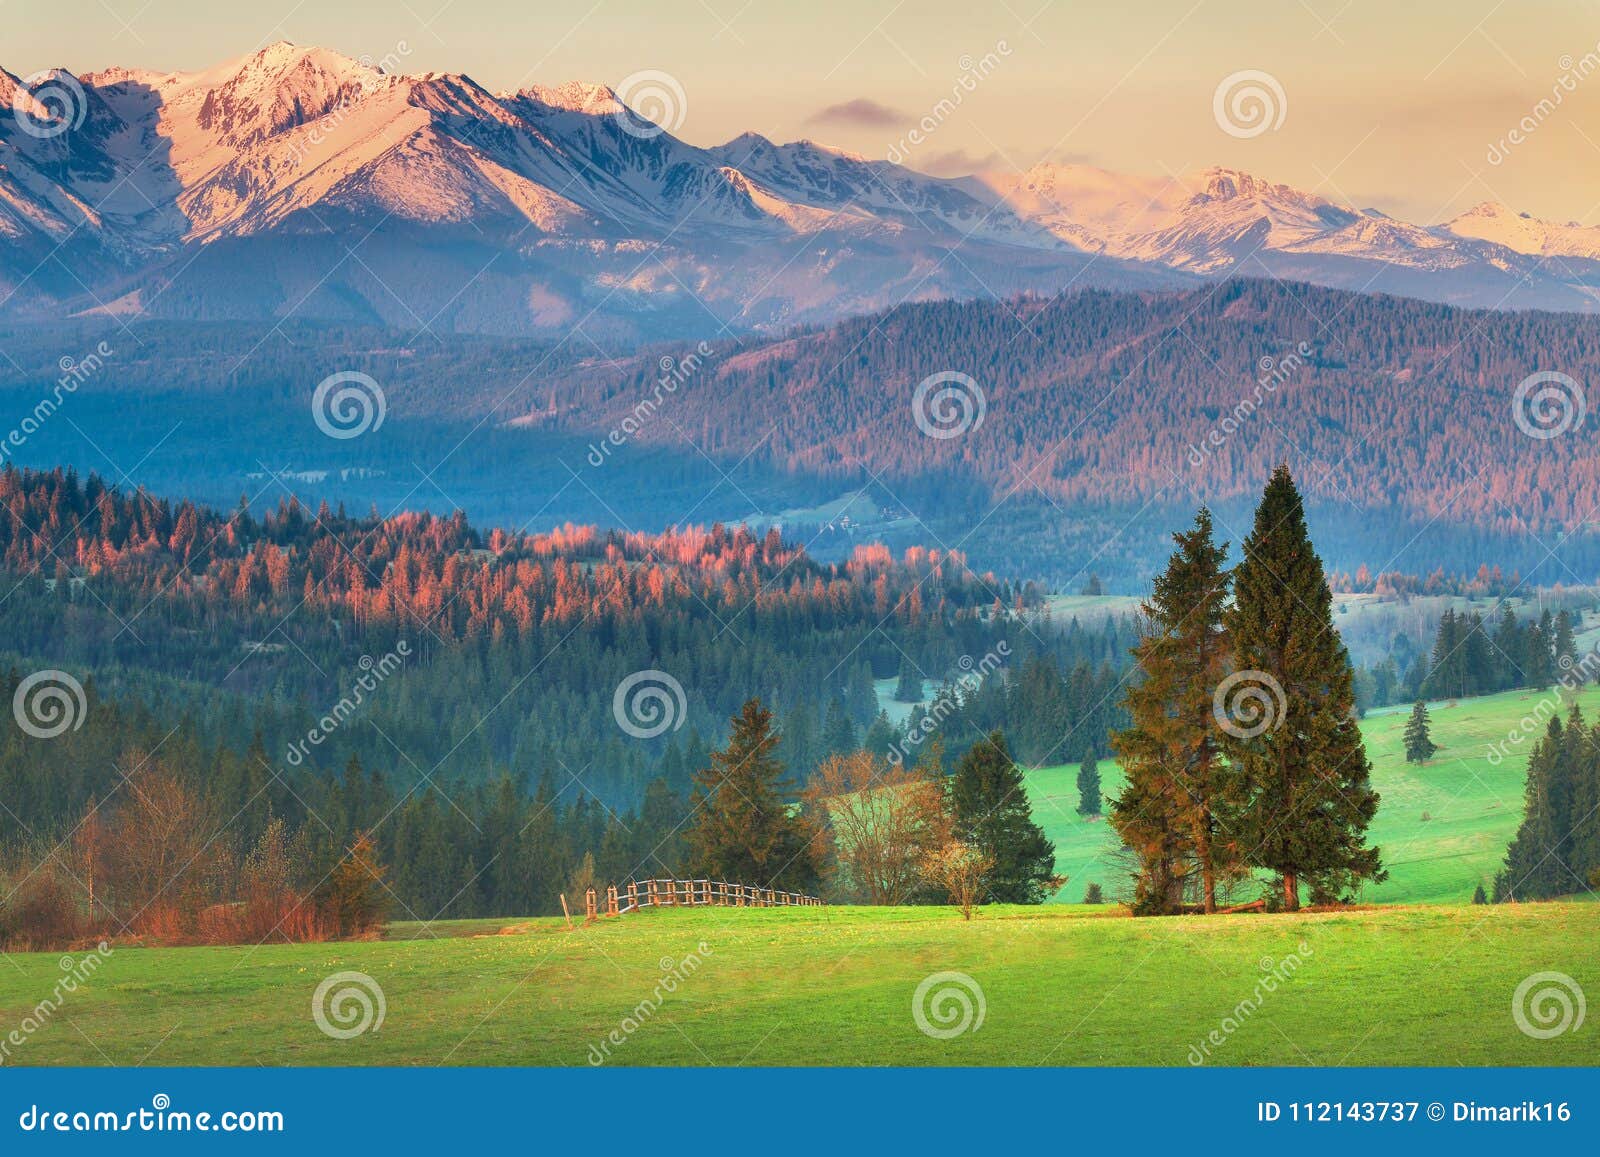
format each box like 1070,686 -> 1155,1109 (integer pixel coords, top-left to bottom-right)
1495,707 -> 1600,902
683,699 -> 1059,912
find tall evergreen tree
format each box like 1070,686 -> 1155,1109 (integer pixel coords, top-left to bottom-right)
1495,715 -> 1566,901
950,731 -> 1057,904
893,657 -> 925,703
1529,612 -> 1555,689
1554,610 -> 1579,675
686,699 -> 822,891
1112,508 -> 1234,913
1075,749 -> 1102,817
1403,701 -> 1437,763
1223,466 -> 1384,911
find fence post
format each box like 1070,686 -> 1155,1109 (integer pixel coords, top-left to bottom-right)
607,885 -> 619,916
585,888 -> 597,920
647,879 -> 658,907
627,881 -> 638,910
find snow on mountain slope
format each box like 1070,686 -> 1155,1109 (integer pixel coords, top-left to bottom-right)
971,163 -> 1600,309
1443,201 -> 1600,262
3,42 -> 1600,335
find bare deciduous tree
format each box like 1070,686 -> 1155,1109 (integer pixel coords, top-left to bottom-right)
922,840 -> 993,921
804,751 -> 949,906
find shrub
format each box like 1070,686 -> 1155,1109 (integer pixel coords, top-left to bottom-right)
0,865 -> 86,951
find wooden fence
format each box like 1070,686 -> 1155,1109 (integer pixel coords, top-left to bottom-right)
583,878 -> 824,920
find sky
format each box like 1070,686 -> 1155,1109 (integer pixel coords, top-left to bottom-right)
8,0 -> 1600,224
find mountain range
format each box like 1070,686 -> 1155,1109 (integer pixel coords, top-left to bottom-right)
5,42 -> 1600,337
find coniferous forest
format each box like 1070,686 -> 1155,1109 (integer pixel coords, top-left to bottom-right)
0,465 -> 1127,939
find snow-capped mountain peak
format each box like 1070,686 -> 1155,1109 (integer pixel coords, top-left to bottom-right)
3,44 -> 1600,335
1442,200 -> 1600,260
517,81 -> 622,116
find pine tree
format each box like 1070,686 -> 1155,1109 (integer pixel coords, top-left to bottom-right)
1424,609 -> 1462,699
1495,716 -> 1564,901
1075,749 -> 1102,816
1528,611 -> 1555,690
1492,604 -> 1523,692
1111,507 -> 1233,913
949,731 -> 1057,904
1461,612 -> 1492,697
314,831 -> 389,937
822,696 -> 857,757
687,699 -> 822,891
1223,466 -> 1384,911
1403,701 -> 1437,763
862,710 -> 899,761
893,657 -> 925,703
1554,610 -> 1578,675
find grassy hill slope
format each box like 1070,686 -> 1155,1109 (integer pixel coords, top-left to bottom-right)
2,903 -> 1595,1066
1028,684 -> 1600,905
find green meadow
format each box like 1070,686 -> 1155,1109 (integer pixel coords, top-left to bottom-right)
2,685 -> 1594,1069
1030,684 -> 1600,905
1,903 -> 1595,1067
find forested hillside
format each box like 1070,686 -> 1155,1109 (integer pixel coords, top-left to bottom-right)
533,279 -> 1600,583
0,467 -> 1131,923
5,279 -> 1599,589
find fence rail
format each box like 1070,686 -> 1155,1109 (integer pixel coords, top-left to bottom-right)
583,878 -> 823,920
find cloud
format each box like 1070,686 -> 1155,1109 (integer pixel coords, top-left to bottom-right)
913,148 -> 1002,177
805,98 -> 909,128
908,147 -> 1099,178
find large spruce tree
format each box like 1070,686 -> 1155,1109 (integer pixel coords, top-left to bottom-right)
1075,748 -> 1102,816
687,699 -> 822,891
1112,507 -> 1235,914
1403,701 -> 1437,763
950,731 -> 1057,903
1223,466 -> 1384,911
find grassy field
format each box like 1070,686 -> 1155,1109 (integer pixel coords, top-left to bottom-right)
2,903 -> 1595,1066
1029,683 -> 1600,906
3,685 -> 1593,1068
